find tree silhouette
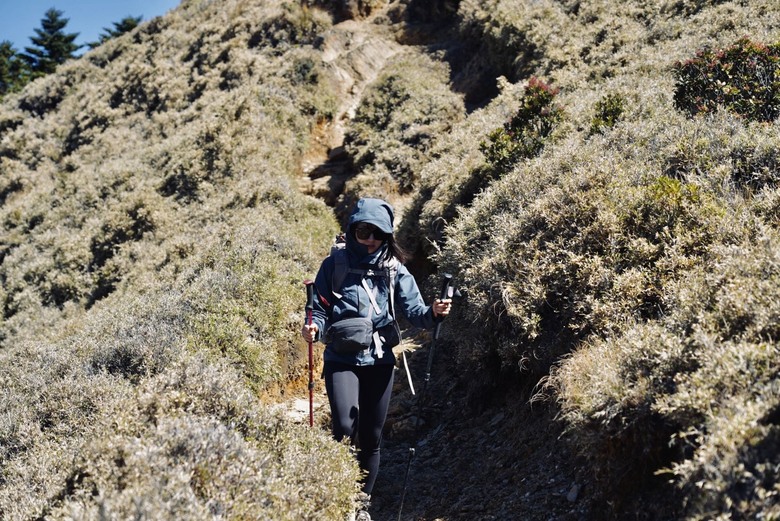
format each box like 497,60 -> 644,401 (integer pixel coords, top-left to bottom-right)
21,8 -> 81,77
88,15 -> 143,50
0,40 -> 28,96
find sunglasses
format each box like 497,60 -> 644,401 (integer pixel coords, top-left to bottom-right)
354,223 -> 387,241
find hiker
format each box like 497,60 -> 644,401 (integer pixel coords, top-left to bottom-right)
301,197 -> 451,520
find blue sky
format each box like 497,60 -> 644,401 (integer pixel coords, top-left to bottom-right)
0,0 -> 182,53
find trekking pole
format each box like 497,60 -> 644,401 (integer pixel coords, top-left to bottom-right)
397,273 -> 456,521
304,279 -> 315,427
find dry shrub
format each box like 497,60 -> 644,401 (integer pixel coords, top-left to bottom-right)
425,18 -> 780,510
554,232 -> 780,516
0,340 -> 359,520
396,79 -> 520,271
1,0 -> 356,518
450,0 -> 575,103
341,51 -> 465,201
0,275 -> 358,519
0,0 -> 341,343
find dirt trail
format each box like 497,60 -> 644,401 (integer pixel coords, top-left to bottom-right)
286,326 -> 589,520
298,18 -> 404,205
372,334 -> 589,521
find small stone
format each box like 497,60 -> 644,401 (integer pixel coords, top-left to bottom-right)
489,412 -> 505,426
566,483 -> 580,503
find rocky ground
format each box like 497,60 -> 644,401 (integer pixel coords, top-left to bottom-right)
291,328 -> 596,521
371,331 -> 593,521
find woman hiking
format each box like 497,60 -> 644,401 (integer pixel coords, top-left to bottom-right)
301,197 -> 451,521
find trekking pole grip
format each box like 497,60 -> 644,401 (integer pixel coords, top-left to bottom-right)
433,273 -> 453,337
305,280 -> 315,312
439,273 -> 453,301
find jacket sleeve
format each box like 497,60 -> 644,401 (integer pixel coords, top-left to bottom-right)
310,256 -> 334,342
395,263 -> 435,330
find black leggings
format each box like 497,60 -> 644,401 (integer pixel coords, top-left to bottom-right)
323,361 -> 395,495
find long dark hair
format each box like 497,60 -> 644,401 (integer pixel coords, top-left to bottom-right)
383,234 -> 410,265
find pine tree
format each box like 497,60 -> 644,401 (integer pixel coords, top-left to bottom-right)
21,8 -> 81,77
87,15 -> 143,50
0,40 -> 28,97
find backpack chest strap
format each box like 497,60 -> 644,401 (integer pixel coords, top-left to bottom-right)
361,278 -> 382,315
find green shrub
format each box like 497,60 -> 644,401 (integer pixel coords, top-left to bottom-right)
184,252 -> 295,394
84,291 -> 186,382
479,77 -> 563,173
589,93 -> 625,135
674,37 -> 780,122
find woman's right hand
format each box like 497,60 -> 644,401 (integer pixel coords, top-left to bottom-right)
301,323 -> 319,343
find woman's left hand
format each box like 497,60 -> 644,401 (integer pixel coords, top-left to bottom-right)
433,298 -> 452,317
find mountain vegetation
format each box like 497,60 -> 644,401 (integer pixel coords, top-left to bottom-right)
1,9 -> 141,98
0,0 -> 778,519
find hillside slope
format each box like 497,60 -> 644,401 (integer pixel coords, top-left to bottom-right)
400,1 -> 780,519
0,1 -> 362,518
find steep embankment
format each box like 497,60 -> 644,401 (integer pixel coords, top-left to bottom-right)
395,1 -> 780,520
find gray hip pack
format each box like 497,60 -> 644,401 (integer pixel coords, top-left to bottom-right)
326,318 -> 401,355
325,317 -> 373,354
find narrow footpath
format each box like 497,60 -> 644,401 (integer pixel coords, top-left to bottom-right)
289,11 -> 591,521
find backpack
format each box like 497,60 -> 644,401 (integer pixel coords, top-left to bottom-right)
329,233 -> 398,321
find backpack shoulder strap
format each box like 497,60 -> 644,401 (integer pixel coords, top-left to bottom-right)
331,247 -> 366,299
331,248 -> 347,299
331,245 -> 398,313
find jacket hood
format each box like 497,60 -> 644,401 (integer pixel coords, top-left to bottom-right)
347,198 -> 394,234
345,198 -> 393,263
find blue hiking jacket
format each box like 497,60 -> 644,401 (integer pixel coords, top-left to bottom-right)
310,198 -> 435,366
